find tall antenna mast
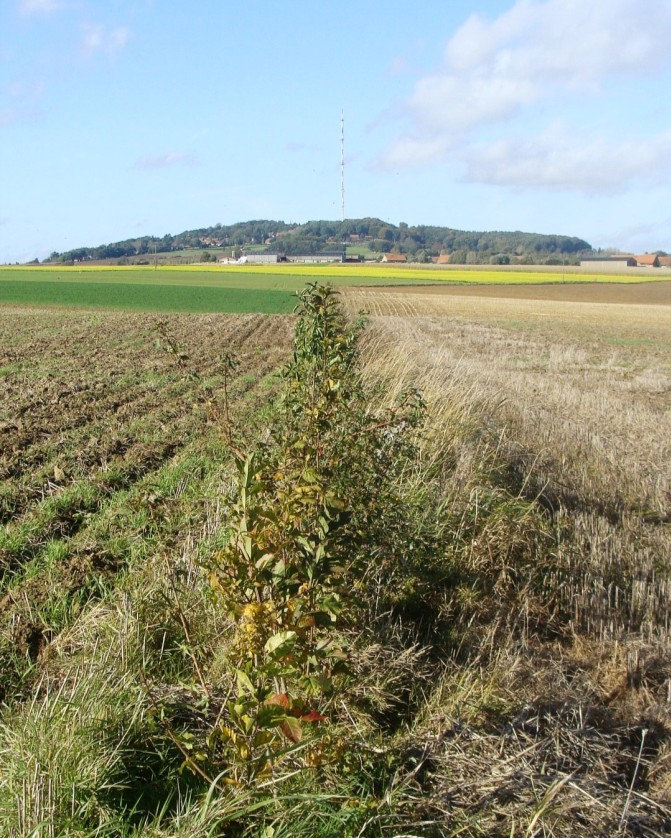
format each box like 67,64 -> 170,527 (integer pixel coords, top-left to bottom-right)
340,110 -> 345,222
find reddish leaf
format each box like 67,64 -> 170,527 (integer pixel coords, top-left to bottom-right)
300,709 -> 326,723
265,692 -> 291,709
280,716 -> 302,743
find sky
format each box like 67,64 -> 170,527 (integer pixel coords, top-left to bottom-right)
2,0 -> 671,262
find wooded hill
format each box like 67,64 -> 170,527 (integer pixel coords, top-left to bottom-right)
43,218 -> 592,265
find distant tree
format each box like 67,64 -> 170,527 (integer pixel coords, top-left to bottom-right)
43,219 -> 597,268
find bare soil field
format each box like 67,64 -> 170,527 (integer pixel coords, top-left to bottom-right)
371,278 -> 671,306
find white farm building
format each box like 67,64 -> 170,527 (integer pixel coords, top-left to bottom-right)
237,254 -> 279,265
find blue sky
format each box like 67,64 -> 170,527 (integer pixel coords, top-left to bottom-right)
2,0 -> 671,262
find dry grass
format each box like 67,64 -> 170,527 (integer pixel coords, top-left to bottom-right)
344,287 -> 671,641
409,642 -> 671,836
338,285 -> 671,835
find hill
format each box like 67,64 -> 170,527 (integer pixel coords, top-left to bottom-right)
42,218 -> 592,266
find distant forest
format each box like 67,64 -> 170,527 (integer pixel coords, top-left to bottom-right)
43,218 -> 593,265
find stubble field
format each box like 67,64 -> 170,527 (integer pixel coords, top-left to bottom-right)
343,283 -> 671,634
341,282 -> 671,832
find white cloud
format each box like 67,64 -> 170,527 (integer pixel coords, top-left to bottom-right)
380,0 -> 671,187
19,0 -> 68,14
464,122 -> 671,194
593,217 -> 671,251
81,24 -> 130,57
381,135 -> 453,169
411,72 -> 537,134
134,152 -> 199,170
443,0 -> 670,85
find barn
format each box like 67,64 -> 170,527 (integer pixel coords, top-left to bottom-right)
635,254 -> 661,268
580,256 -> 637,269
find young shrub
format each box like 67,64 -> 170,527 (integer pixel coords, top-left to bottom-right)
204,284 -> 426,784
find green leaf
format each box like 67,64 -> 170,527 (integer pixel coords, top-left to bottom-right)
319,593 -> 343,618
301,467 -> 320,485
302,674 -> 333,695
264,630 -> 298,658
236,669 -> 255,696
296,535 -> 315,554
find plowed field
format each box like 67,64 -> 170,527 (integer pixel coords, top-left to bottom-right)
0,308 -> 293,694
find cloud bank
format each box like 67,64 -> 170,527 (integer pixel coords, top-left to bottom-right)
465,123 -> 671,194
381,0 -> 671,194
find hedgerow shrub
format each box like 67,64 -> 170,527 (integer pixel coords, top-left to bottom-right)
204,283 -> 426,783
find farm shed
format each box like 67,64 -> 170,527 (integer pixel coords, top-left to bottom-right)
580,256 -> 637,269
635,254 -> 660,267
381,253 -> 408,263
238,254 -> 279,265
291,251 -> 345,264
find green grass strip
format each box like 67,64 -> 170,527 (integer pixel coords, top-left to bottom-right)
0,280 -> 296,313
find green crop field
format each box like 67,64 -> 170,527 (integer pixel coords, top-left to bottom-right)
0,278 -> 296,314
0,263 -> 667,313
